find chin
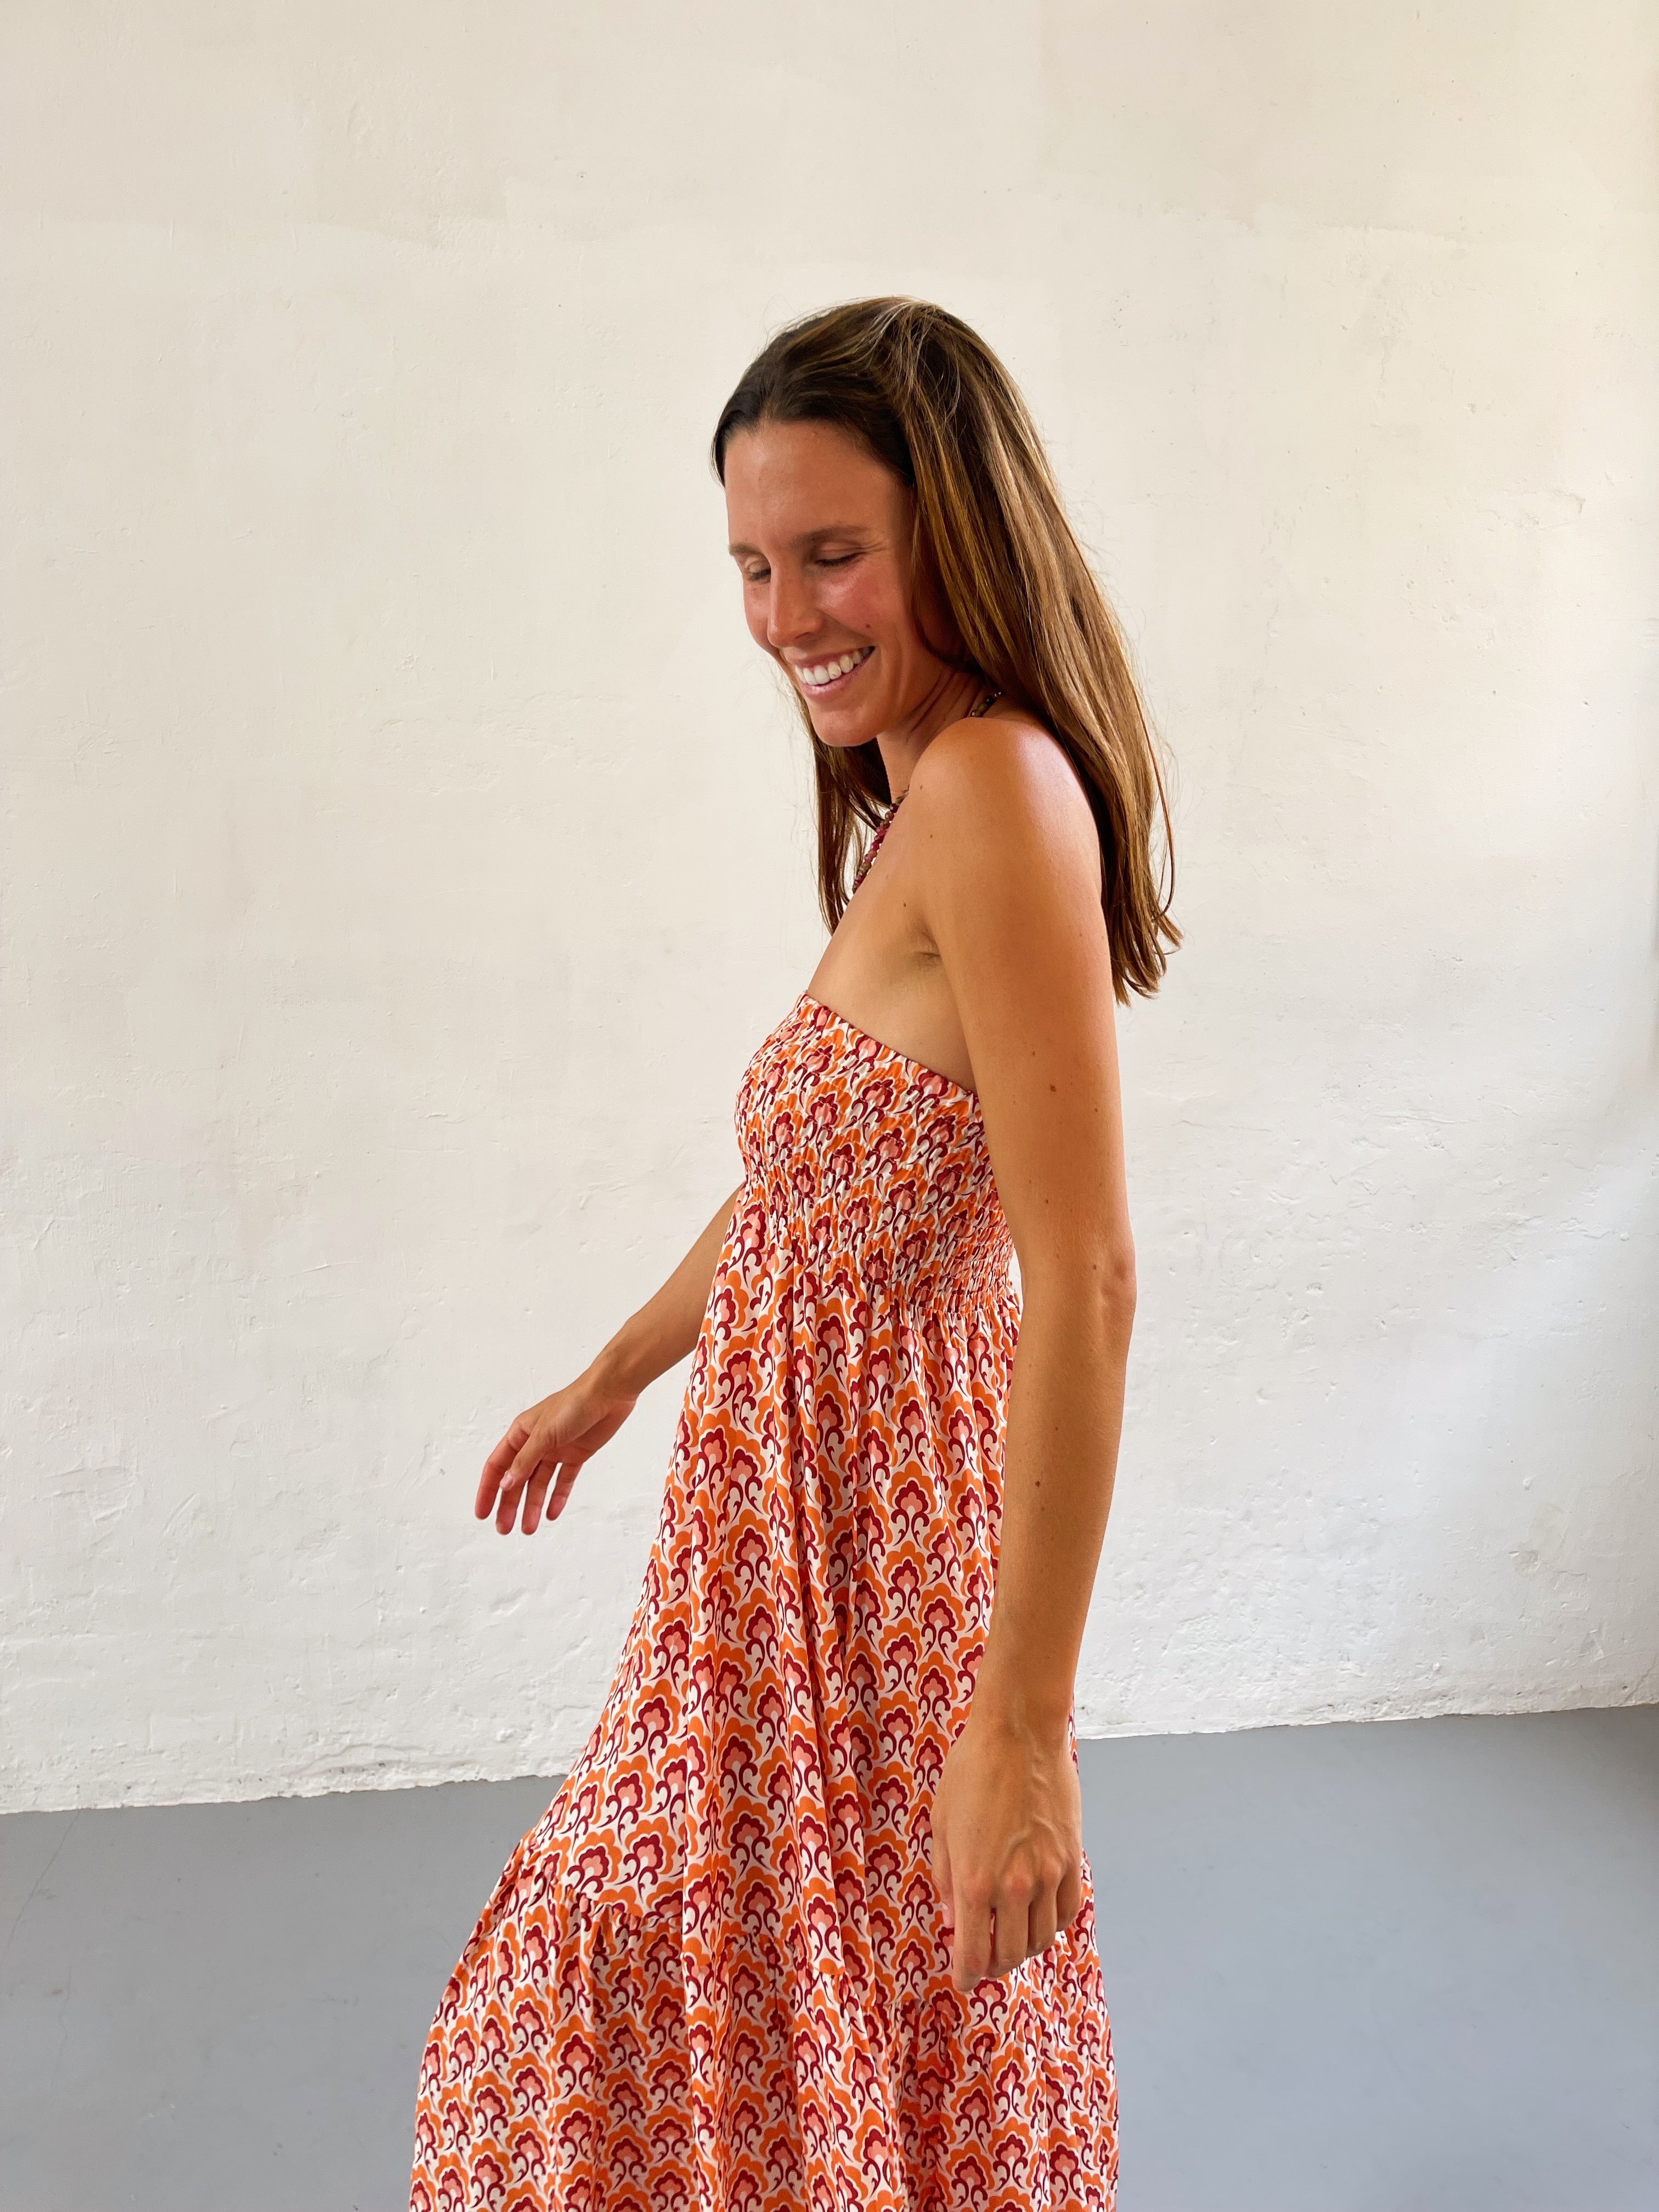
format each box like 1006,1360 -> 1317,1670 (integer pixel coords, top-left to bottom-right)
801,686 -> 889,752
807,712 -> 882,753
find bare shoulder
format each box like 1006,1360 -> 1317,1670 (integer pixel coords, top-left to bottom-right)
908,710 -> 1099,881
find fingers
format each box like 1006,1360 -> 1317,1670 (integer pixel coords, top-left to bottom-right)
929,1811 -> 954,1934
991,1885 -> 1030,1979
545,1461 -> 584,1524
518,1452 -> 587,1534
476,1385 -> 633,1534
476,1417 -> 529,1520
963,1863 -> 1070,1989
1027,1888 -> 1060,1960
950,1883 -> 994,1994
520,1464 -> 555,1536
494,1423 -> 554,1534
1056,1860 -> 1084,1932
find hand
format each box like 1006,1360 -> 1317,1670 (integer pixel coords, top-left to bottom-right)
929,1702 -> 1084,1992
475,1375 -> 638,1534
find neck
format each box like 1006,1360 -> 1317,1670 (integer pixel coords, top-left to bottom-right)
874,666 -> 995,800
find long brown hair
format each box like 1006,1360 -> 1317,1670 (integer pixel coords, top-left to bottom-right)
712,297 -> 1179,1001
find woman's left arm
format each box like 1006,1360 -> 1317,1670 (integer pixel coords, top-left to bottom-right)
913,719 -> 1138,1994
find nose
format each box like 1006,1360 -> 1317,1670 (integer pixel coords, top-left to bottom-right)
765,566 -> 818,654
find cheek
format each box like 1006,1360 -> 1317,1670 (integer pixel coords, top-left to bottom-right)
825,568 -> 905,647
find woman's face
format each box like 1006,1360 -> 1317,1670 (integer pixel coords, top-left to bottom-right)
723,418 -> 962,751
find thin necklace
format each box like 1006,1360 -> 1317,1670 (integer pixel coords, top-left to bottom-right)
850,684 -> 1002,894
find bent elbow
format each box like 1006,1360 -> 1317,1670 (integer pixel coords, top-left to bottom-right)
1021,1240 -> 1137,1341
1101,1244 -> 1138,1332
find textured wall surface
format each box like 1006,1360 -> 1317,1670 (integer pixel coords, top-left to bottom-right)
4,2 -> 1656,1813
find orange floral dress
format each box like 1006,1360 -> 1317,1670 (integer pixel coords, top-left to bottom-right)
410,992 -> 1119,2212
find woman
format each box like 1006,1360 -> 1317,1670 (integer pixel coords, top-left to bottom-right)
411,298 -> 1176,2212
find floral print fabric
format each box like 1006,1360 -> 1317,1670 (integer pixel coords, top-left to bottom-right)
411,991 -> 1119,2211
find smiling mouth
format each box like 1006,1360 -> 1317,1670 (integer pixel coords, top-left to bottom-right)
792,646 -> 873,695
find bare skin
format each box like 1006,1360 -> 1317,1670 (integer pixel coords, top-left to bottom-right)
477,417 -> 1136,1995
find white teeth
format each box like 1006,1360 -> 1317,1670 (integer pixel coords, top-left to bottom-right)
800,647 -> 869,689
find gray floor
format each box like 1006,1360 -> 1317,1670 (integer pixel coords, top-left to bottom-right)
2,1708 -> 1655,2212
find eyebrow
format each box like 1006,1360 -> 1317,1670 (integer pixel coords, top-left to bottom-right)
726,524 -> 870,558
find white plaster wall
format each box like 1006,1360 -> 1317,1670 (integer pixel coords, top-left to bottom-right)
4,2 -> 1656,1813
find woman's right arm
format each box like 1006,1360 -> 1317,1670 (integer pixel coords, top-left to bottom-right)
476,1181 -> 745,1535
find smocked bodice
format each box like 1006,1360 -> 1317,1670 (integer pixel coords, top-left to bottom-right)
735,993 -> 1015,1312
